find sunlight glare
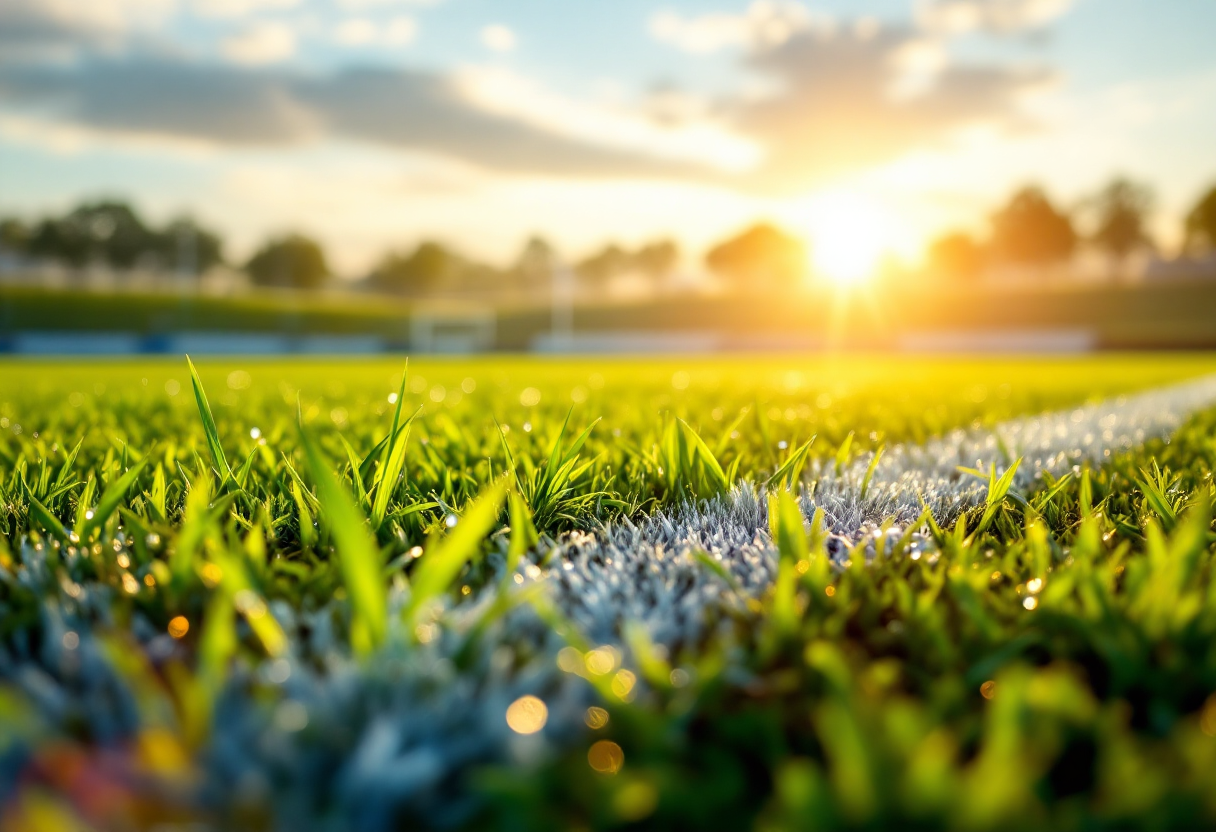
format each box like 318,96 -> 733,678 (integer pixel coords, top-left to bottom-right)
806,193 -> 895,287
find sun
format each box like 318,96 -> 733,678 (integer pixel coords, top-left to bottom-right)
804,192 -> 896,287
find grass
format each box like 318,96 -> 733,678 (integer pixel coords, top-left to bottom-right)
1,354 -> 1216,830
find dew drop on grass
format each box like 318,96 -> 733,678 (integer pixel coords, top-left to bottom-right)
505,695 -> 548,735
587,740 -> 623,774
168,616 -> 190,639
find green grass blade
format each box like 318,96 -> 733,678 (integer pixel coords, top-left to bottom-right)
678,418 -> 730,493
767,436 -> 815,490
300,427 -> 386,657
23,484 -> 69,543
834,431 -> 855,476
506,489 -> 539,575
859,446 -> 885,501
186,356 -> 233,486
405,476 -> 509,622
81,457 -> 148,539
371,406 -> 421,531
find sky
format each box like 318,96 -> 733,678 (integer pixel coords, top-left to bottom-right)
0,0 -> 1214,278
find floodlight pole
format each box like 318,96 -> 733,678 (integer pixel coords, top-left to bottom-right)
177,224 -> 197,283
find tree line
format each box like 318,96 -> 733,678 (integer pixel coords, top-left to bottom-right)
926,178 -> 1216,282
0,201 -> 681,296
2,179 -> 1215,293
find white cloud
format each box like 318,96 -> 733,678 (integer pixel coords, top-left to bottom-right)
193,0 -> 300,20
335,18 -> 376,45
0,0 -> 174,54
648,1 -> 828,54
480,24 -> 516,53
887,37 -> 950,99
915,0 -> 1073,35
453,66 -> 762,172
222,21 -> 296,64
335,0 -> 442,9
335,16 -> 416,46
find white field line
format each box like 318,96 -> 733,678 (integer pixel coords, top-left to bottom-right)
537,374 -> 1216,647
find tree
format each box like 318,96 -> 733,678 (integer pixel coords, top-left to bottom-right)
0,218 -> 29,253
156,217 -> 225,277
575,239 -> 679,289
926,231 -> 985,280
634,239 -> 679,279
1184,185 -> 1216,254
14,201 -> 225,276
246,234 -> 328,290
28,201 -> 158,269
511,236 -> 557,289
704,223 -> 807,289
370,241 -> 460,295
576,243 -> 631,287
1088,178 -> 1154,266
989,187 -> 1076,267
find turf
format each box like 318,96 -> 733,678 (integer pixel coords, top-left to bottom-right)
2,354 -> 1216,831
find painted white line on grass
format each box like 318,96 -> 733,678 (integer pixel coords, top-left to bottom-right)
541,374 -> 1216,646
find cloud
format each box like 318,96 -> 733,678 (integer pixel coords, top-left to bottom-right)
0,2 -> 1056,193
192,0 -> 299,20
915,0 -> 1074,35
453,66 -> 759,172
0,0 -> 173,55
648,1 -> 826,54
0,58 -> 318,144
335,0 -> 443,10
222,21 -> 297,64
0,55 -> 716,177
334,16 -> 416,47
731,23 -> 1051,188
729,23 -> 1055,188
480,24 -> 516,53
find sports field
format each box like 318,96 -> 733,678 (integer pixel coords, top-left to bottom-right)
4,354 -> 1216,831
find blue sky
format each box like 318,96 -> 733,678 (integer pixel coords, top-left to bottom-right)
1,0 -> 1214,276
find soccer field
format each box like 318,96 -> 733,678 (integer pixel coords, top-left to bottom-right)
3,354 -> 1216,831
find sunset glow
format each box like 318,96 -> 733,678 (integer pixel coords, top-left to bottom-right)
805,193 -> 899,286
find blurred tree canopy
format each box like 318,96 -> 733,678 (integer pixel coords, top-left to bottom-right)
576,239 -> 679,287
370,241 -> 465,295
926,231 -> 986,280
0,201 -> 222,275
246,235 -> 328,290
510,236 -> 558,289
1087,178 -> 1155,263
576,243 -> 630,286
633,240 -> 679,278
704,223 -> 807,288
160,218 -> 224,276
1184,185 -> 1216,254
990,187 -> 1077,266
0,202 -> 222,274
